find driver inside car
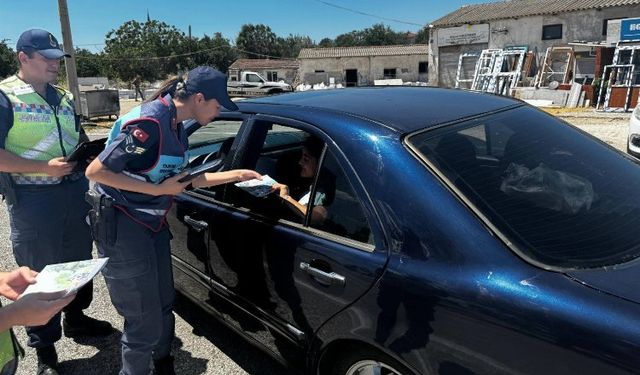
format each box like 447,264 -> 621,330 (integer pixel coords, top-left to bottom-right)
271,136 -> 335,225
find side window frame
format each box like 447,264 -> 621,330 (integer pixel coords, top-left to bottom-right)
236,114 -> 384,250
185,113 -> 252,202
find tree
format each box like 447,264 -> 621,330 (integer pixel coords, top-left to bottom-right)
334,23 -> 412,47
104,19 -> 189,82
235,24 -> 280,58
74,48 -> 105,77
361,24 -> 406,46
278,34 -> 315,58
318,38 -> 334,48
335,31 -> 363,47
191,33 -> 237,73
0,41 -> 17,78
415,27 -> 429,44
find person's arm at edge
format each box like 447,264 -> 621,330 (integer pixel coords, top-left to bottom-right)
0,292 -> 75,331
190,169 -> 262,189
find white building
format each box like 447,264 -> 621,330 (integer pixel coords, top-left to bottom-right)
428,0 -> 640,87
298,45 -> 429,86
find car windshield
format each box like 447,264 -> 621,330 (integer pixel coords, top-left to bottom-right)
408,105 -> 640,270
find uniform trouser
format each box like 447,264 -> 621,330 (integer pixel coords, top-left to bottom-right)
7,178 -> 94,348
96,210 -> 175,375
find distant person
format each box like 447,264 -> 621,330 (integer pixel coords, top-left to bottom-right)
85,66 -> 261,375
0,267 -> 75,375
0,28 -> 113,375
132,75 -> 144,101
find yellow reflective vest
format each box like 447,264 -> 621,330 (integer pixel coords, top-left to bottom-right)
0,75 -> 78,185
0,303 -> 21,375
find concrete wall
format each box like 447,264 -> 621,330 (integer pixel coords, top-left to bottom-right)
298,54 -> 428,86
429,4 -> 640,86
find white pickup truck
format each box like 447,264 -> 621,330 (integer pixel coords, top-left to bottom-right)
227,71 -> 293,97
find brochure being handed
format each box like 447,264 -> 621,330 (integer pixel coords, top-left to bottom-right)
22,258 -> 109,297
234,175 -> 277,198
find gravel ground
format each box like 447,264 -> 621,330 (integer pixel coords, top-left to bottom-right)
0,211 -> 287,375
0,103 -> 630,375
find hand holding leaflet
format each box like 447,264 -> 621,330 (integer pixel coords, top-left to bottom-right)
21,258 -> 109,297
234,175 -> 277,197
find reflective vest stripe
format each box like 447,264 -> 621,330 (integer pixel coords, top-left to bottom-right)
20,128 -> 60,159
134,208 -> 168,216
122,171 -> 147,181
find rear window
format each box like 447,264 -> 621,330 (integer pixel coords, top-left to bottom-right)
408,106 -> 640,269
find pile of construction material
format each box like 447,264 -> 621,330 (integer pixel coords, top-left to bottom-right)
455,46 -> 590,107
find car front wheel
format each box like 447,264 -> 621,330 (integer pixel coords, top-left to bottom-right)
329,348 -> 412,375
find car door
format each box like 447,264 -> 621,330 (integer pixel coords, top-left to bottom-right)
168,117 -> 246,305
210,116 -> 389,366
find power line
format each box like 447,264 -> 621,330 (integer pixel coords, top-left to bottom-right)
312,0 -> 424,27
74,45 -> 297,61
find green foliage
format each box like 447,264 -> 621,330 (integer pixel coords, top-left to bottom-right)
75,48 -> 105,77
415,27 -> 429,44
104,19 -> 189,82
57,19 -> 426,86
0,40 -> 17,79
278,34 -> 315,58
236,24 -> 280,58
318,38 -> 334,48
334,23 -> 411,47
191,33 -> 237,72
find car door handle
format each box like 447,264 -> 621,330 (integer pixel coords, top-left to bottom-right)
183,215 -> 208,232
300,262 -> 346,287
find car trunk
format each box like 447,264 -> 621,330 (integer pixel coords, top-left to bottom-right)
566,261 -> 640,304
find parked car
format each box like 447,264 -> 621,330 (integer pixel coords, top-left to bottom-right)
169,87 -> 640,375
628,103 -> 640,157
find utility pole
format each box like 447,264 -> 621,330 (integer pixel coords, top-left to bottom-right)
57,0 -> 82,114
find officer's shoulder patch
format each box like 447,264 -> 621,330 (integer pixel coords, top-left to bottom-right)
132,128 -> 149,143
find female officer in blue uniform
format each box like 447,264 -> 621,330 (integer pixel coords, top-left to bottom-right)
85,66 -> 261,375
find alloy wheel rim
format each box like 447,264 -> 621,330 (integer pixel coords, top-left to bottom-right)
345,359 -> 403,375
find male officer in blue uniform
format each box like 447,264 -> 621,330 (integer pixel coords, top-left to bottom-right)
0,29 -> 113,375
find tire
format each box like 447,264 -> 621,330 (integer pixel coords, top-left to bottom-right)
328,347 -> 413,375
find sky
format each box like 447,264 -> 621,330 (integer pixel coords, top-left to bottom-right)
0,0 -> 498,52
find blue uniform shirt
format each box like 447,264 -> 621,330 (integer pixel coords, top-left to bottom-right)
98,120 -> 161,173
96,95 -> 188,232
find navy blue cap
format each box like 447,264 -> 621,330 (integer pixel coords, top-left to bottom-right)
16,29 -> 70,59
184,66 -> 238,111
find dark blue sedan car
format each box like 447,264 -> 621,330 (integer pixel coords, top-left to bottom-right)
168,87 -> 640,375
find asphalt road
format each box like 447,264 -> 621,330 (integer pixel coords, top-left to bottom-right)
0,109 -> 630,374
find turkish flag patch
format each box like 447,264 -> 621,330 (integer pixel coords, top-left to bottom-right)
132,128 -> 149,143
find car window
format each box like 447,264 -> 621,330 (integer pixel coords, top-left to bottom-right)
231,123 -> 373,245
187,119 -> 243,198
187,119 -> 243,163
312,149 -> 374,244
408,106 -> 640,269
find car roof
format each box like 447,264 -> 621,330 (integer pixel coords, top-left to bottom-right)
238,87 -> 523,133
